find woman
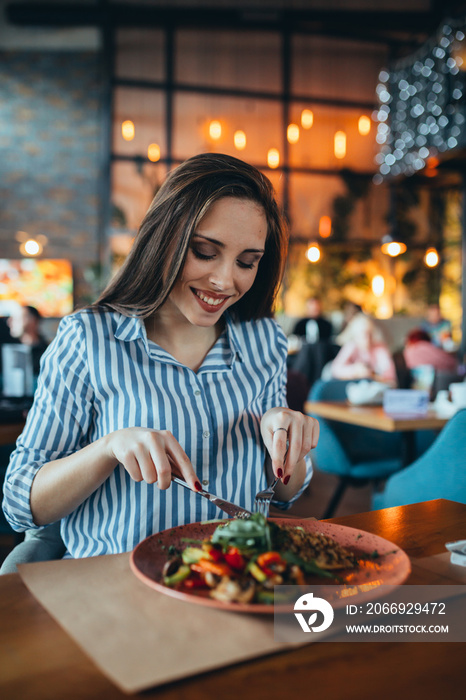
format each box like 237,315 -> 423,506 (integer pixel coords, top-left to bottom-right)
331,312 -> 396,383
403,328 -> 458,373
2,153 -> 318,560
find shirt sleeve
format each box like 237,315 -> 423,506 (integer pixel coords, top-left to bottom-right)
2,314 -> 94,532
262,320 -> 313,510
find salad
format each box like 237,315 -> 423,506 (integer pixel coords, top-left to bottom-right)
162,514 -> 359,605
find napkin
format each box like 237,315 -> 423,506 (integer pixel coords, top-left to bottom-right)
18,553 -> 305,693
346,380 -> 387,406
445,540 -> 466,567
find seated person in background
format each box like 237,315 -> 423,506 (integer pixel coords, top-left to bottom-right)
7,305 -> 49,375
421,303 -> 452,349
331,312 -> 396,383
339,300 -> 362,334
0,316 -> 14,374
292,296 -> 333,343
403,328 -> 458,373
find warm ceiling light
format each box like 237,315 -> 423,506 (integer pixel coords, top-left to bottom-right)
147,143 -> 161,162
318,215 -> 332,238
334,131 -> 346,159
424,247 -> 440,267
358,115 -> 371,135
234,130 -> 246,150
372,275 -> 385,297
427,156 -> 440,169
301,109 -> 314,129
425,156 -> 439,177
16,231 -> 47,256
267,148 -> 280,168
306,243 -> 321,263
121,120 -> 135,141
21,239 -> 41,256
209,120 -> 222,140
381,234 -> 407,256
287,123 -> 300,144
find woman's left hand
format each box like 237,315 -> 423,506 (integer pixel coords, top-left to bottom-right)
260,407 -> 319,484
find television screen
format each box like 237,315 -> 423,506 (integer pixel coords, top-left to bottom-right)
0,259 -> 73,318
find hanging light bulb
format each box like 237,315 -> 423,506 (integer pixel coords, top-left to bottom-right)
301,109 -> 314,129
372,275 -> 385,297
19,239 -> 42,256
147,143 -> 161,162
287,123 -> 300,144
306,243 -> 321,263
209,120 -> 222,140
318,216 -> 332,238
358,115 -> 371,135
234,130 -> 246,150
334,131 -> 346,159
381,235 -> 407,256
16,231 -> 47,257
267,148 -> 280,169
121,120 -> 135,141
424,247 -> 440,267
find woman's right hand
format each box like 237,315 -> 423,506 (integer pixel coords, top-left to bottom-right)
105,427 -> 200,491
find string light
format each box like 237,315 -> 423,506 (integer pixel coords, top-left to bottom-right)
424,247 -> 440,267
306,243 -> 321,263
234,130 -> 246,150
287,123 -> 300,144
301,109 -> 314,129
334,131 -> 346,159
121,120 -> 135,141
376,19 -> 466,179
209,120 -> 222,140
267,148 -> 280,168
147,143 -> 161,162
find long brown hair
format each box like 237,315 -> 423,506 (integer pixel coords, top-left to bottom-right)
94,153 -> 288,320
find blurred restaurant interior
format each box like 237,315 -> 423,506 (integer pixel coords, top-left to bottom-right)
1,0 -> 466,543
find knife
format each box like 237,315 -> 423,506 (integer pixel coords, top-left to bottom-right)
171,476 -> 252,519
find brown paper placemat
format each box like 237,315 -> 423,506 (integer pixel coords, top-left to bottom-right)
18,553 -> 298,694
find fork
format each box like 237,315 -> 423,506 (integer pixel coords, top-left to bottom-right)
253,475 -> 280,517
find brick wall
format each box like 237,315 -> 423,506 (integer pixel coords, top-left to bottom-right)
0,51 -> 104,306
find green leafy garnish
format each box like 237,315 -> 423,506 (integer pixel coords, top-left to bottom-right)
211,513 -> 269,551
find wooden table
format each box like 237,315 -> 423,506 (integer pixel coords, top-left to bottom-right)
1,498 -> 465,700
305,400 -> 449,465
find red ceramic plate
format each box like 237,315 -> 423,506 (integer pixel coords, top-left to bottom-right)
130,518 -> 411,614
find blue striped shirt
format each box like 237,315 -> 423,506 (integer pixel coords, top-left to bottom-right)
3,308 -> 313,558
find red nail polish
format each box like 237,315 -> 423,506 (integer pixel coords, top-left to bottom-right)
194,481 -> 202,491
284,475 -> 290,485
277,468 -> 283,478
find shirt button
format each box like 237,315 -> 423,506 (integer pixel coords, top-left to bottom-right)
194,390 -> 201,396
202,479 -> 209,486
203,430 -> 210,438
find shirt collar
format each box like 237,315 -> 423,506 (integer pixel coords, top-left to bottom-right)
114,313 -> 145,343
223,311 -> 244,363
114,311 -> 243,366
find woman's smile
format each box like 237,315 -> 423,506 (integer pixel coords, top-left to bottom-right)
192,288 -> 231,312
166,197 -> 267,327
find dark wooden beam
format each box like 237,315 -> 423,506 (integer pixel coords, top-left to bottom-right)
6,2 -> 452,48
